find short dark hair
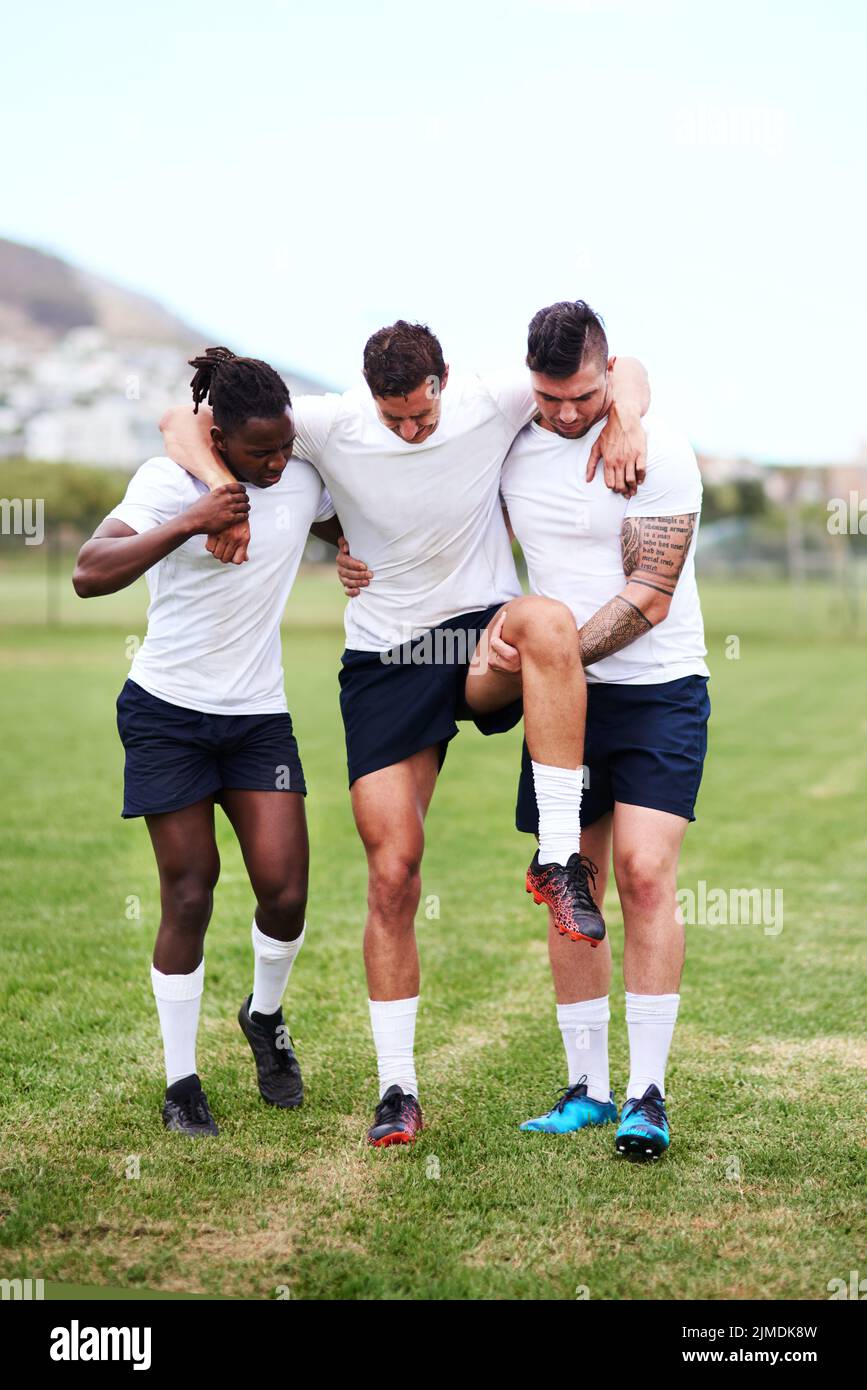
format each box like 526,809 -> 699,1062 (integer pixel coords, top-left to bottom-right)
526,301 -> 609,378
188,346 -> 290,432
363,320 -> 446,398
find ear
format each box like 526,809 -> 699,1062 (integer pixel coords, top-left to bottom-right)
210,424 -> 226,451
606,355 -> 617,375
440,363 -> 450,391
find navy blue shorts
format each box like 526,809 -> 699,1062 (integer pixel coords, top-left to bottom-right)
516,675 -> 710,833
339,604 -> 523,785
116,680 -> 306,818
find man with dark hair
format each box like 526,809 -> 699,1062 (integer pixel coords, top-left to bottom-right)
493,300 -> 709,1161
526,299 -> 610,379
160,322 -> 649,1145
74,348 -> 342,1136
362,320 -> 446,407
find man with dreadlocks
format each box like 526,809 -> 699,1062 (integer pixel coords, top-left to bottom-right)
73,348 -> 339,1136
160,324 -> 649,1146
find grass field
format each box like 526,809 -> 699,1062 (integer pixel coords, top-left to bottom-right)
0,561 -> 865,1300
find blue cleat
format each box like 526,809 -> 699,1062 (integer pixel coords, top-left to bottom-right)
520,1075 -> 618,1133
615,1084 -> 670,1160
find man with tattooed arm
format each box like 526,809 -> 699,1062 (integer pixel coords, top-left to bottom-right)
499,300 -> 709,1160
337,299 -> 706,1158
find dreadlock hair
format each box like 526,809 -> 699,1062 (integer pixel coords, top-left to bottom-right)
526,302 -> 609,379
188,346 -> 291,433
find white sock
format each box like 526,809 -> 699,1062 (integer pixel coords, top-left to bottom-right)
250,918 -> 305,1017
625,991 -> 680,1099
557,996 -> 610,1102
151,960 -> 204,1087
368,996 -> 419,1099
532,762 -> 582,865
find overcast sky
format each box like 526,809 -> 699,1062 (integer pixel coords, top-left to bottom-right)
2,0 -> 865,461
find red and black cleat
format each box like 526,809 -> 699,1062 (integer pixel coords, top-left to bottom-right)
526,850 -> 606,946
367,1085 -> 424,1147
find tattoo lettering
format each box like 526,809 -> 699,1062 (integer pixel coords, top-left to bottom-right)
579,595 -> 652,666
621,514 -> 696,596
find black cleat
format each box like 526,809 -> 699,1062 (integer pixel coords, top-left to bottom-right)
238,995 -> 303,1108
526,850 -> 606,946
367,1084 -> 424,1146
161,1074 -> 219,1137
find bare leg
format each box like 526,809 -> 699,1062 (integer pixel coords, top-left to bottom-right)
221,789 -> 308,942
221,789 -> 308,1104
614,802 -> 688,1108
547,815 -> 613,1002
613,804 -> 688,995
463,595 -> 586,767
351,747 -> 440,1001
522,814 -> 616,1115
145,799 -> 220,1101
146,798 -> 220,975
467,595 -> 600,941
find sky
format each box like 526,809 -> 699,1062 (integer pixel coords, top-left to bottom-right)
1,0 -> 865,462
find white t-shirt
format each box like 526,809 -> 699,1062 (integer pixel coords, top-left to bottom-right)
292,371 -> 535,651
109,456 -> 334,714
500,412 -> 709,685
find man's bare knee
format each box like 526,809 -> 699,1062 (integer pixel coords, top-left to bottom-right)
505,595 -> 577,650
160,857 -> 219,934
617,852 -> 677,917
368,852 -> 422,923
256,880 -> 307,940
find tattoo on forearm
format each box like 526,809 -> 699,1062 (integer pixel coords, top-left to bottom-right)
621,514 -> 696,596
576,514 -> 697,666
579,595 -> 652,666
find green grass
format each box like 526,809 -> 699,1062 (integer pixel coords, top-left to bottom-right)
0,568 -> 865,1300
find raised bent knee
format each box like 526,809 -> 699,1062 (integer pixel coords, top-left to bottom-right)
505,595 -> 578,649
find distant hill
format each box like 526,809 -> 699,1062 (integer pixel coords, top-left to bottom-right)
0,236 -> 329,393
0,237 -> 201,349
